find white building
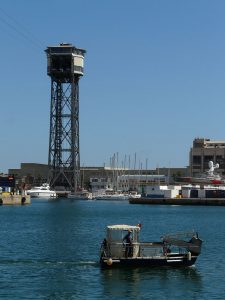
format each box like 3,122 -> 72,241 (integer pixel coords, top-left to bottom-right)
117,174 -> 167,193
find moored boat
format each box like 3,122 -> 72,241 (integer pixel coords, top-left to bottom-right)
95,193 -> 129,200
94,189 -> 129,200
26,183 -> 56,198
94,189 -> 141,200
100,224 -> 202,269
68,190 -> 92,200
129,191 -> 141,199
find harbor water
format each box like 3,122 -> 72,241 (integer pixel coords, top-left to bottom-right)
0,199 -> 224,299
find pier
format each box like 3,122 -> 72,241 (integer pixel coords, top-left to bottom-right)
129,197 -> 225,206
55,191 -> 71,198
0,194 -> 31,205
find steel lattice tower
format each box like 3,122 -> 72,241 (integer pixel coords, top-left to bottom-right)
45,43 -> 86,192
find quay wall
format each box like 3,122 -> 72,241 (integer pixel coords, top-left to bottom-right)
0,194 -> 31,205
129,197 -> 225,206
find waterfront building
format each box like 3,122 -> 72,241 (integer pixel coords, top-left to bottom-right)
90,177 -> 113,195
0,175 -> 15,192
9,164 -> 188,193
9,163 -> 49,186
117,174 -> 167,192
7,139 -> 225,192
190,138 -> 225,177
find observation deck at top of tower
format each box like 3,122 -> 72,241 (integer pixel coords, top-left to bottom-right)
45,43 -> 86,81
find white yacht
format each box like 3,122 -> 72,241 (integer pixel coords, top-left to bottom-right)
27,183 -> 57,198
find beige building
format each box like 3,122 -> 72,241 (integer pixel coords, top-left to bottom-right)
189,138 -> 225,176
9,163 -> 49,186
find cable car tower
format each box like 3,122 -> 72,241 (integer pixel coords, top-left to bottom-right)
45,43 -> 86,192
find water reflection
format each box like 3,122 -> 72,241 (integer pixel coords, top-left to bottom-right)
33,201 -> 83,299
101,267 -> 203,300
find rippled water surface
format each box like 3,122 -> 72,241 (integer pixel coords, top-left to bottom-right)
0,199 -> 224,299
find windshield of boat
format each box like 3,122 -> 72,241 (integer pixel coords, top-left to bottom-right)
107,228 -> 139,243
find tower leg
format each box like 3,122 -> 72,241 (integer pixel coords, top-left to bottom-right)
48,78 -> 80,192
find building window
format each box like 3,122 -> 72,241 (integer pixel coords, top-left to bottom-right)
91,178 -> 98,182
193,156 -> 201,165
216,155 -> 223,162
204,156 -> 213,163
193,166 -> 201,169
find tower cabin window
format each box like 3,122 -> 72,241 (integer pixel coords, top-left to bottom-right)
51,57 -> 71,72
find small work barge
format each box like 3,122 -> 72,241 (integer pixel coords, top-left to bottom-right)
100,224 -> 202,269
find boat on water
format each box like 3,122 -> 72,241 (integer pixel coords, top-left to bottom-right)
95,193 -> 129,200
68,190 -> 93,200
26,183 -> 57,198
129,191 -> 142,199
94,189 -> 141,200
100,224 -> 202,269
94,189 -> 129,200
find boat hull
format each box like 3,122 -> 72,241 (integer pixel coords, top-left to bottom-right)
100,255 -> 198,269
28,192 -> 56,198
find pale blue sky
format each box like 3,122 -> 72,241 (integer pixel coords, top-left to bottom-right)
1,0 -> 225,172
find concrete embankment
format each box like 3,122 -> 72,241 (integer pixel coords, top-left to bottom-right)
129,197 -> 225,206
0,194 -> 31,205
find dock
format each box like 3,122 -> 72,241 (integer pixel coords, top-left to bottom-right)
0,194 -> 31,205
129,197 -> 225,206
55,191 -> 71,198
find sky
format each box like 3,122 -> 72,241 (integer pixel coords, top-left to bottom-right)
1,0 -> 225,172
